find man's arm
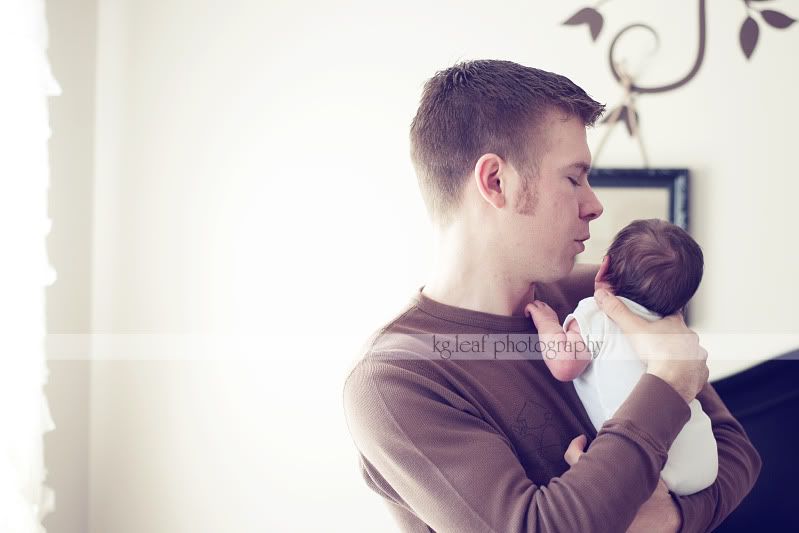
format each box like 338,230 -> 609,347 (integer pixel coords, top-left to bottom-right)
669,381 -> 762,532
592,290 -> 761,532
344,357 -> 691,532
626,382 -> 762,533
564,441 -> 681,533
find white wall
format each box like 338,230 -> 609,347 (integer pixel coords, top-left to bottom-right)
44,0 -> 799,531
44,0 -> 95,531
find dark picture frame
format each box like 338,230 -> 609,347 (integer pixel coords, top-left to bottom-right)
578,168 -> 690,264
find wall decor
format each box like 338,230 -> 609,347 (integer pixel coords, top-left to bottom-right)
563,0 -> 796,166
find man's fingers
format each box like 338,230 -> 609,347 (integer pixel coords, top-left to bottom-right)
564,434 -> 587,466
594,280 -> 612,293
594,289 -> 648,333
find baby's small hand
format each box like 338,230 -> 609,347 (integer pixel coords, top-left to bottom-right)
525,301 -> 563,336
527,300 -> 592,382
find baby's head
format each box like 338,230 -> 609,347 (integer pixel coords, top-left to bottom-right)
602,219 -> 704,316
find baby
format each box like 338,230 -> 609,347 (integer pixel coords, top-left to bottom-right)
526,218 -> 717,496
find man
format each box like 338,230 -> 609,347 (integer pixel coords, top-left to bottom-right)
343,60 -> 760,532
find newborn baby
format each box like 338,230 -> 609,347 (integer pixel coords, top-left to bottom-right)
527,218 -> 718,496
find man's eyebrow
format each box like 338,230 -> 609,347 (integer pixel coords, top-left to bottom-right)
561,162 -> 592,175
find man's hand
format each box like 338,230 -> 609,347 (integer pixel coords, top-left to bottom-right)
563,434 -> 588,466
563,435 -> 681,533
593,288 -> 708,404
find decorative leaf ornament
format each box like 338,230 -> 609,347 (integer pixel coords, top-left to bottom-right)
739,1 -> 797,59
560,0 -> 796,165
760,10 -> 796,29
601,105 -> 640,137
562,7 -> 605,41
740,16 -> 760,59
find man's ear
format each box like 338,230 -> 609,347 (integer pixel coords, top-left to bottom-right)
473,153 -> 507,209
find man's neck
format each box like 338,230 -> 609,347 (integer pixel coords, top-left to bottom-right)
421,279 -> 535,318
422,233 -> 536,317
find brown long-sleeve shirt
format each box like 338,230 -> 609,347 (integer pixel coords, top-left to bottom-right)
343,274 -> 761,532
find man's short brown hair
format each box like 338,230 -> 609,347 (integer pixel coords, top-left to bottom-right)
409,59 -> 605,224
604,219 -> 704,316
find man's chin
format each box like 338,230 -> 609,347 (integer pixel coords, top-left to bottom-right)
554,258 -> 578,281
531,264 -> 573,285
525,255 -> 578,284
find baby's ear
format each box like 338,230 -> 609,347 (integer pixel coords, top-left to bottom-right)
595,255 -> 611,283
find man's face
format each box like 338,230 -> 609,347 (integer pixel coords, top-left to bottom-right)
504,114 -> 604,283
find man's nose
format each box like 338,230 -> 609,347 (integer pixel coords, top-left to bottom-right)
581,186 -> 603,221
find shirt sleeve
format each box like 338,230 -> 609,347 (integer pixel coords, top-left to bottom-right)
669,381 -> 762,533
344,358 -> 692,533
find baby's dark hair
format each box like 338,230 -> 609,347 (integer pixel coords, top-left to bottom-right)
604,219 -> 704,316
